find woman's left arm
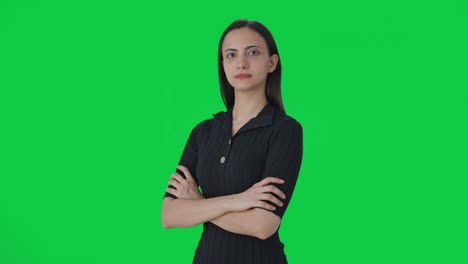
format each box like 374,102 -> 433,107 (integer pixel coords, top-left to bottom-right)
210,206 -> 281,240
167,165 -> 284,239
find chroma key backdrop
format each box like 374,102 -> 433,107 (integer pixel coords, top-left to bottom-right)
1,1 -> 466,263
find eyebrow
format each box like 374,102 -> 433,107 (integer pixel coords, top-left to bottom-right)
223,45 -> 262,53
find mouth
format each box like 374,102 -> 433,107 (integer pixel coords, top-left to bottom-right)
235,74 -> 252,80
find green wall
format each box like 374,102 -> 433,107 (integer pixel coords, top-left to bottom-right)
1,1 -> 466,263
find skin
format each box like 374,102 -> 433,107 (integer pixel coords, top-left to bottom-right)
161,27 -> 284,240
222,27 -> 279,135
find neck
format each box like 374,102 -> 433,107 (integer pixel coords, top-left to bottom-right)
232,90 -> 268,122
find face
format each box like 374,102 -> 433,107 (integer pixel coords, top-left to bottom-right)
222,27 -> 278,93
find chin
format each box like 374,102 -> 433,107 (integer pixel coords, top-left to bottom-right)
233,84 -> 253,90
233,86 -> 259,94
231,82 -> 263,93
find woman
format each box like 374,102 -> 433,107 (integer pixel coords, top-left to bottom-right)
161,19 -> 303,264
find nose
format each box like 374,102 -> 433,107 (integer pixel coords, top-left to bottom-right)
236,55 -> 248,69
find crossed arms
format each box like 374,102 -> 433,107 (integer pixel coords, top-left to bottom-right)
161,165 -> 286,240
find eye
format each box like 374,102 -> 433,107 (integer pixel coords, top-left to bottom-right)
248,50 -> 259,56
226,53 -> 236,59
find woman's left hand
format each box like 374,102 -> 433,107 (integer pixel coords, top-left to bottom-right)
166,165 -> 204,200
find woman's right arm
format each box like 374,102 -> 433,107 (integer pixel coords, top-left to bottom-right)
161,196 -> 234,228
161,170 -> 285,229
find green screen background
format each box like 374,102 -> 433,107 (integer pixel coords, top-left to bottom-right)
1,1 -> 467,263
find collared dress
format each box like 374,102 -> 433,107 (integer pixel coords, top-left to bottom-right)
164,103 -> 303,264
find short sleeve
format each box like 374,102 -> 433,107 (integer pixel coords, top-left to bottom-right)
163,121 -> 203,199
261,119 -> 303,218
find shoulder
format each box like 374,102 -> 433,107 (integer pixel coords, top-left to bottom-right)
265,110 -> 303,155
186,106 -> 231,136
190,118 -> 213,135
271,110 -> 303,135
194,118 -> 213,129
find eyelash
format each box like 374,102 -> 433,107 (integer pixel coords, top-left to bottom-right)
226,50 -> 259,59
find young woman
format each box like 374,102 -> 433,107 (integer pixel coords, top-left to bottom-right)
161,19 -> 303,264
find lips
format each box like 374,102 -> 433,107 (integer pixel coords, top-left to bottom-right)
235,74 -> 252,79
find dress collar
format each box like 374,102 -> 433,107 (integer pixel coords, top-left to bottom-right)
212,103 -> 276,137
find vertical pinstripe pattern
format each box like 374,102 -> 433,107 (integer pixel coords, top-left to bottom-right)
164,103 -> 303,264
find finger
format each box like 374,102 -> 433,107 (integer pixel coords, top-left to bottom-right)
260,193 -> 283,207
263,176 -> 285,184
166,187 -> 178,196
168,179 -> 182,190
256,176 -> 284,187
259,185 -> 286,199
256,201 -> 276,211
177,165 -> 195,182
170,173 -> 187,185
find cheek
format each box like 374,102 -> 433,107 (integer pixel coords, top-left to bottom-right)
253,58 -> 269,69
222,61 -> 229,71
251,62 -> 269,75
223,63 -> 235,75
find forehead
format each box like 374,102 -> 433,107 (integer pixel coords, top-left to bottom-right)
222,27 -> 267,50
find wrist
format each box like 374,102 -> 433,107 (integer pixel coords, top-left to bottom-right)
221,194 -> 237,213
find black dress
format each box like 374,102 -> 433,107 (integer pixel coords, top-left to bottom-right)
164,103 -> 303,264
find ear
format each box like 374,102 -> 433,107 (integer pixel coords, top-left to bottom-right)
268,54 -> 279,73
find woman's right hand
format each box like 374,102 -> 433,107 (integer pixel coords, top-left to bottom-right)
228,177 -> 286,212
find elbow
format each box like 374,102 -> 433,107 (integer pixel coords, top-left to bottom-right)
256,229 -> 276,240
162,222 -> 172,229
255,224 -> 279,240
161,212 -> 171,229
161,214 -> 172,229
251,209 -> 281,240
161,212 -> 178,229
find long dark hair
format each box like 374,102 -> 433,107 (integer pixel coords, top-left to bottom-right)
217,19 -> 285,113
